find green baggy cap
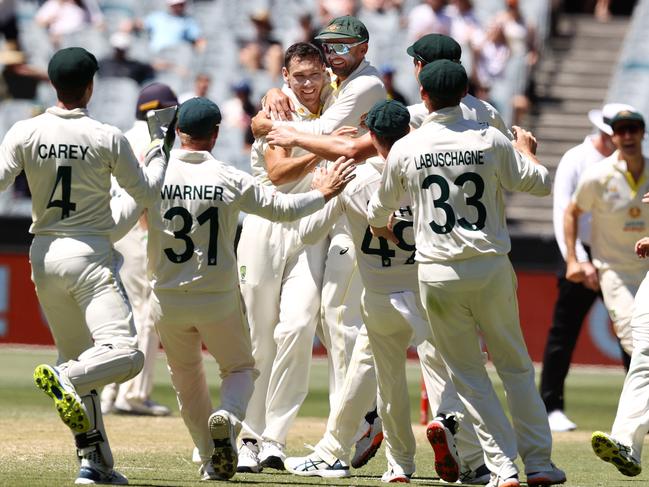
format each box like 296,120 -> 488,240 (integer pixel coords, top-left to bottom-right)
48,47 -> 98,88
315,15 -> 369,42
418,59 -> 468,98
365,100 -> 410,137
407,34 -> 461,63
177,97 -> 222,138
608,109 -> 645,129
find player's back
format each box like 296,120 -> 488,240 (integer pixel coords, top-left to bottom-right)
8,108 -> 127,236
393,106 -> 549,263
147,149 -> 251,294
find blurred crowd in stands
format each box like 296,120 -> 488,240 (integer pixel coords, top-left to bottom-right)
0,0 -> 632,214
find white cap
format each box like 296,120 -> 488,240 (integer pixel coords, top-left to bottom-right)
588,103 -> 636,135
110,32 -> 132,51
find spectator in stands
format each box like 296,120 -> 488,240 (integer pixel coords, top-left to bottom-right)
98,32 -> 155,85
135,0 -> 206,53
0,0 -> 18,48
446,0 -> 483,50
318,0 -> 358,25
282,11 -> 320,48
595,0 -> 611,22
179,72 -> 212,103
239,10 -> 284,86
379,64 -> 407,104
221,79 -> 257,149
407,0 -> 451,42
471,21 -> 510,101
540,103 -> 632,432
0,47 -> 48,101
35,0 -> 103,47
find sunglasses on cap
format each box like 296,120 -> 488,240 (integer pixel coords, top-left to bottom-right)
612,123 -> 644,135
321,40 -> 366,56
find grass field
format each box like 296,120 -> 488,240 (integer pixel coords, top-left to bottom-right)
0,345 -> 647,487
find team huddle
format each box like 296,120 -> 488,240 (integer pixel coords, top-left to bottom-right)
1,12 -> 648,487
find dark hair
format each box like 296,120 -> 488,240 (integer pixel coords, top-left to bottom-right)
373,129 -> 409,150
55,82 -> 90,104
425,92 -> 463,110
284,42 -> 325,69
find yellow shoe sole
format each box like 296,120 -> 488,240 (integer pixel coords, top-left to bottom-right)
34,364 -> 90,433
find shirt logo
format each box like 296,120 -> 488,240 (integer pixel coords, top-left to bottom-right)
239,265 -> 247,283
629,206 -> 641,218
339,247 -> 349,255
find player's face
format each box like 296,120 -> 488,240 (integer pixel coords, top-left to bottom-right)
611,122 -> 645,158
321,39 -> 368,80
285,57 -> 326,109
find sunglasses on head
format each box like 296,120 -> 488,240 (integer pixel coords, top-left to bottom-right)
612,123 -> 644,135
321,40 -> 366,56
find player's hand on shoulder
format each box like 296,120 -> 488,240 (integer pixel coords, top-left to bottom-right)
512,125 -> 538,157
267,126 -> 298,148
311,156 -> 356,201
263,88 -> 294,121
635,237 -> 649,258
332,126 -> 359,137
251,111 -> 274,138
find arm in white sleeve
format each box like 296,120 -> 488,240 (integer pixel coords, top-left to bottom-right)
368,151 -> 405,227
238,172 -> 325,222
110,131 -> 167,206
496,132 -> 551,197
109,187 -> 144,243
275,80 -> 386,135
299,195 -> 345,245
0,123 -> 25,191
552,149 -> 589,262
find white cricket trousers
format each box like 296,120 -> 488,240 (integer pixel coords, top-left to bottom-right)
320,219 -> 365,408
104,223 -> 160,404
30,235 -> 142,394
610,270 -> 649,461
599,267 -> 647,355
419,255 -> 553,478
237,214 -> 326,444
151,289 -> 258,462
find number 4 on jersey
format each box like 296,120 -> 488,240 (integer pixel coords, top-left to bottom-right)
47,166 -> 77,219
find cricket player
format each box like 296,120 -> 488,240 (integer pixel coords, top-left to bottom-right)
565,108 -> 649,356
252,16 -> 387,461
368,60 -> 565,487
236,42 -> 331,472
282,100 -> 486,484
540,102 -> 632,433
101,82 -> 179,417
112,97 -> 356,480
0,47 -> 173,485
592,231 -> 649,478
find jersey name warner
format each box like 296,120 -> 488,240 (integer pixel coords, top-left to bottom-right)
414,149 -> 484,170
160,184 -> 225,201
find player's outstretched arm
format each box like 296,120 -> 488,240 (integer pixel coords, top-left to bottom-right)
265,144 -> 321,186
299,194 -> 345,246
564,201 -> 586,283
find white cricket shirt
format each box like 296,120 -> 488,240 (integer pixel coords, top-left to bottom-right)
147,149 -> 325,294
367,105 -> 550,281
573,153 -> 649,272
0,106 -> 166,236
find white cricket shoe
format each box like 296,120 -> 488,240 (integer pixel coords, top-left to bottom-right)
458,464 -> 491,485
237,439 -> 262,473
351,417 -> 384,468
75,450 -> 128,485
381,467 -> 412,483
285,452 -> 350,478
208,410 -> 238,480
114,398 -> 171,417
547,410 -> 577,432
526,463 -> 567,486
34,364 -> 90,433
259,439 -> 285,470
592,431 -> 641,477
426,415 -> 460,483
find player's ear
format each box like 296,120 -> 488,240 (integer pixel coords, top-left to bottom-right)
359,42 -> 368,56
281,66 -> 289,84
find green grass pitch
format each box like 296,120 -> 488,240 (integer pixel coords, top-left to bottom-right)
0,345 -> 646,486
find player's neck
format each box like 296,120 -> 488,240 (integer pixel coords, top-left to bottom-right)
621,153 -> 645,181
56,100 -> 87,110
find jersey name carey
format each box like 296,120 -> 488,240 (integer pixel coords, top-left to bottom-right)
415,150 -> 484,170
38,143 -> 89,160
160,184 -> 224,201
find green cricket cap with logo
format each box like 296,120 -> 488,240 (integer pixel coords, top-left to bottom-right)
48,47 -> 98,88
608,108 -> 645,128
407,34 -> 462,63
365,99 -> 410,137
418,59 -> 468,98
315,15 -> 369,42
177,97 -> 221,138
